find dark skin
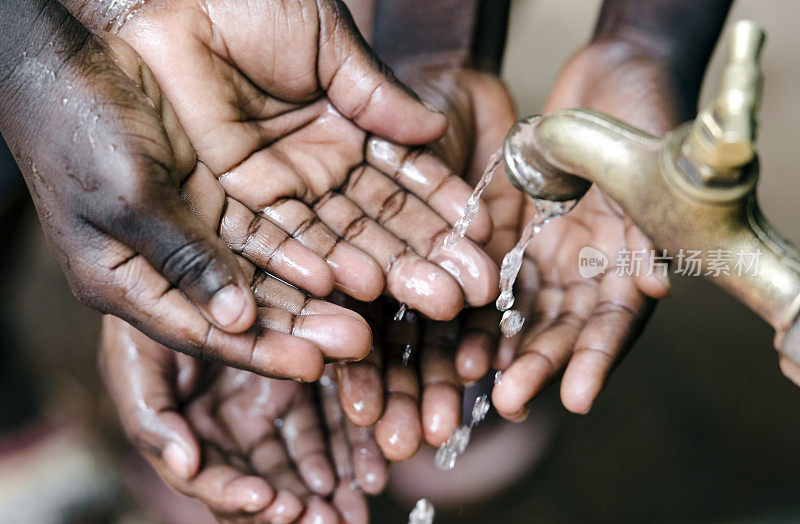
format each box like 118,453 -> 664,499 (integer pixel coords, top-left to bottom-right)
101,316 -> 384,523
335,0 -> 735,446
0,0 -> 500,381
62,0 -> 500,321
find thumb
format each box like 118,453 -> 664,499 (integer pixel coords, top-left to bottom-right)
316,0 -> 448,144
102,188 -> 256,333
100,316 -> 202,480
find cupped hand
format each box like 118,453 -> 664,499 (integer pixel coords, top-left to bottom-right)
332,69 -> 518,459
65,0 -> 500,320
0,5 -> 372,382
331,296 -> 464,461
490,41 -> 677,418
101,315 -> 386,523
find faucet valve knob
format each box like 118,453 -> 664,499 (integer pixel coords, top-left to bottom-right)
681,20 -> 765,186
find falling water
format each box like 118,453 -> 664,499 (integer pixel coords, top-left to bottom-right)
434,394 -> 491,470
495,198 -> 576,337
443,149 -> 504,250
408,498 -> 435,524
394,302 -> 408,322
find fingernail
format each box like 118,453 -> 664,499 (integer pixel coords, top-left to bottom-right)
422,98 -> 444,114
163,442 -> 191,479
511,404 -> 531,422
209,285 -> 247,327
656,271 -> 672,296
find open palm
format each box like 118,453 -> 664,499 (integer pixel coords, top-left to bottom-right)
67,0 -> 499,320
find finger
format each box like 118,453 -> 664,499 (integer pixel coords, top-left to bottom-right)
182,164 -> 335,298
166,444 -> 276,516
374,316 -> 422,461
255,307 -> 372,362
492,281 -> 595,421
299,496 -> 340,524
99,316 -> 201,480
99,247 -> 326,381
220,197 -> 334,297
263,198 -> 384,301
316,0 -> 448,144
247,269 -> 373,363
332,482 -> 370,524
346,423 -> 387,494
313,190 -> 465,320
248,438 -> 306,522
780,356 -> 800,387
217,149 -> 385,301
365,138 -> 492,243
280,389 -> 337,496
340,165 -> 498,306
560,275 -> 652,414
93,164 -> 256,333
456,307 -> 500,383
420,321 -> 462,446
626,222 -> 671,299
321,364 -> 388,495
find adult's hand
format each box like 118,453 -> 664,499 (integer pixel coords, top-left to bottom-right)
64,0 -> 500,321
101,316 -> 385,523
0,1 -> 370,381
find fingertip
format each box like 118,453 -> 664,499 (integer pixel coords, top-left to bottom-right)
455,332 -> 494,383
209,284 -> 256,332
299,496 -> 339,524
422,384 -> 461,446
779,356 -> 800,388
223,476 -> 275,514
162,441 -> 196,480
560,361 -> 602,415
375,396 -> 422,461
261,489 -> 304,523
636,273 -> 671,299
337,363 -> 384,426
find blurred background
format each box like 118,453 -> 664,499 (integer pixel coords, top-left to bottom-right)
2,0 -> 800,522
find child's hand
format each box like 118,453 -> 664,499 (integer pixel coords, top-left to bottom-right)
101,316 -> 385,522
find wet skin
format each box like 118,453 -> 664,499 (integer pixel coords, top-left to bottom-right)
335,69 -> 518,458
102,315 -> 386,523
63,0 -> 500,321
465,43 -> 677,419
337,48 -> 679,447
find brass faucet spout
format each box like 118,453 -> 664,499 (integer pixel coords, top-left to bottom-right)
502,20 -> 800,363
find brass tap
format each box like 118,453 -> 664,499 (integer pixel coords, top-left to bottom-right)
503,20 -> 800,363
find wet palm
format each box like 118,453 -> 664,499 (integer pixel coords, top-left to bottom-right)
66,0 -> 499,320
491,42 -> 678,418
101,316 -> 385,523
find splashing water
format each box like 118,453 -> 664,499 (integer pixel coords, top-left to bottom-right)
434,394 -> 491,471
402,344 -> 413,366
394,302 -> 408,322
408,498 -> 435,524
443,149 -> 504,250
500,310 -> 525,338
495,198 -> 576,337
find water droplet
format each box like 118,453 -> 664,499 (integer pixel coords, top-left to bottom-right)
394,302 -> 408,322
434,441 -> 458,471
471,394 -> 490,424
402,344 -> 412,366
408,498 -> 435,524
500,310 -> 525,338
494,370 -> 503,386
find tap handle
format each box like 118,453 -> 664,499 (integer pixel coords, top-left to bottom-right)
682,20 -> 766,184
